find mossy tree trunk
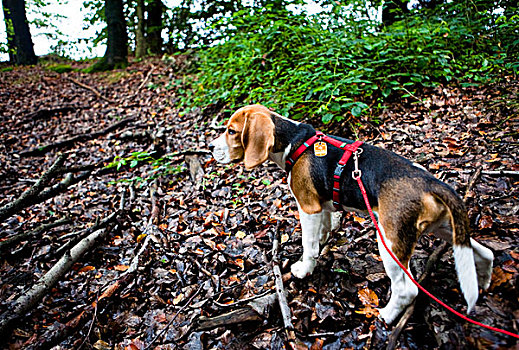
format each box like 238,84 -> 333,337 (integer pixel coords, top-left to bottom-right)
147,0 -> 163,55
91,0 -> 128,71
135,0 -> 146,58
1,0 -> 37,65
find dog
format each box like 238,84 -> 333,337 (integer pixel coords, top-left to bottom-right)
209,104 -> 494,325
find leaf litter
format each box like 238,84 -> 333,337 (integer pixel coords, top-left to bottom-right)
0,59 -> 517,349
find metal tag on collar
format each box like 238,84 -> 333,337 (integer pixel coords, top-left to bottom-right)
314,135 -> 327,157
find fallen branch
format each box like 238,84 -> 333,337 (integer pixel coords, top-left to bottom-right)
137,66 -> 155,90
19,116 -> 136,156
53,211 -> 118,258
23,189 -> 129,349
464,166 -> 482,202
67,77 -> 117,104
481,169 -> 519,177
272,223 -> 301,349
15,105 -> 84,123
0,153 -> 67,222
386,242 -> 449,350
0,223 -> 116,336
0,216 -> 71,254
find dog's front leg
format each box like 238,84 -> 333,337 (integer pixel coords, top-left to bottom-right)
291,211 -> 323,279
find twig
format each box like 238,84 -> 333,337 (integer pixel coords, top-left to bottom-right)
272,222 -> 298,348
137,66 -> 155,90
78,289 -> 100,350
67,77 -> 117,103
0,224 -> 116,336
0,216 -> 72,254
145,284 -> 204,349
464,166 -> 482,202
481,170 -> 519,177
19,116 -> 136,156
386,242 -> 449,350
0,153 -> 67,222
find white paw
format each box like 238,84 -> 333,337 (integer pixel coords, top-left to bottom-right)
290,259 -> 316,279
378,306 -> 399,325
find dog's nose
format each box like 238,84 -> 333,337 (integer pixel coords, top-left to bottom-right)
208,142 -> 215,152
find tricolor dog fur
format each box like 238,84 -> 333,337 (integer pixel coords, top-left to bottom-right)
209,104 -> 494,325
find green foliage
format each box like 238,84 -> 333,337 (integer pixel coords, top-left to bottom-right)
45,63 -> 74,73
184,2 -> 519,124
106,151 -> 186,186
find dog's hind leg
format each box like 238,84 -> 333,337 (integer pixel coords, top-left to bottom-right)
319,202 -> 340,245
376,222 -> 418,325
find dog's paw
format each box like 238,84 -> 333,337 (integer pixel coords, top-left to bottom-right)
378,306 -> 398,325
290,260 -> 316,279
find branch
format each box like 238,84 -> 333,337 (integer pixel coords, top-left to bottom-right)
137,66 -> 155,90
0,153 -> 67,222
0,217 -> 72,254
272,223 -> 301,349
19,116 -> 136,156
67,77 -> 117,104
0,223 -> 116,336
15,105 -> 85,123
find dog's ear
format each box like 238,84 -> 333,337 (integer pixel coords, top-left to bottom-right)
242,110 -> 275,169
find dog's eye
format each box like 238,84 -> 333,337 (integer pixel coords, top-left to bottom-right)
227,129 -> 237,135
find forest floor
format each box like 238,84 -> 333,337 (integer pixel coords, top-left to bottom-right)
0,58 -> 518,350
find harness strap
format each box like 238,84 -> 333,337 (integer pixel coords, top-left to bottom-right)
285,131 -> 324,173
285,131 -> 363,210
332,141 -> 363,210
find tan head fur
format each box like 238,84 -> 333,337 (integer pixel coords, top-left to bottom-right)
218,104 -> 275,169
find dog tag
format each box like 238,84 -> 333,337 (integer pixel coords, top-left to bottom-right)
314,141 -> 327,157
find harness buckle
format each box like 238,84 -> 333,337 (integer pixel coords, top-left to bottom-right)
352,148 -> 363,180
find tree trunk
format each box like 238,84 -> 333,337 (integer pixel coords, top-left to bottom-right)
1,0 -> 37,65
382,0 -> 410,27
147,0 -> 163,55
91,0 -> 128,71
135,0 -> 146,58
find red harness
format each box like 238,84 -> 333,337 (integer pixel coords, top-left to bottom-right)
285,131 -> 363,210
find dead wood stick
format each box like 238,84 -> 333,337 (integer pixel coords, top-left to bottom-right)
464,166 -> 482,202
67,77 -> 116,103
146,284 -> 205,349
0,217 -> 71,254
19,116 -> 136,156
15,105 -> 84,123
272,223 -> 298,347
481,170 -> 519,177
196,307 -> 263,331
53,212 -> 118,257
0,153 -> 67,222
137,66 -> 155,90
0,223 -> 116,336
386,242 -> 449,350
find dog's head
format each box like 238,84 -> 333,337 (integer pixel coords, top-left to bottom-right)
209,104 -> 275,169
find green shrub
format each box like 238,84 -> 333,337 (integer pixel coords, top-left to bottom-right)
184,3 -> 518,124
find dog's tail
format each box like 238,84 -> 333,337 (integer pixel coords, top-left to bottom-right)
430,182 -> 478,313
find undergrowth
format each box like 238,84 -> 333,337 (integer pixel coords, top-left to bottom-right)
179,2 -> 518,125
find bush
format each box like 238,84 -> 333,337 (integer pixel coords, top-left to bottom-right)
184,3 -> 518,124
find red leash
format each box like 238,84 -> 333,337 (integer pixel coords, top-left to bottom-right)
352,151 -> 519,339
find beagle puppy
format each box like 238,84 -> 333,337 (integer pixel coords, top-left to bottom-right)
209,104 -> 494,325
